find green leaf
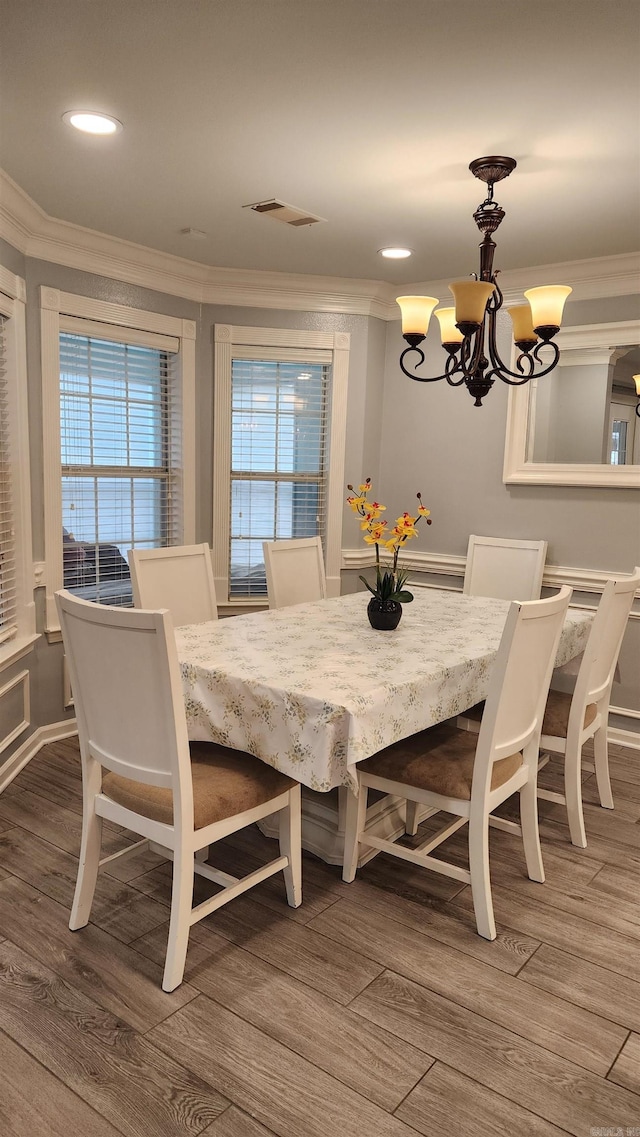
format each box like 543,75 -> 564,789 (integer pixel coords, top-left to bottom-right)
359,575 -> 379,597
394,590 -> 414,603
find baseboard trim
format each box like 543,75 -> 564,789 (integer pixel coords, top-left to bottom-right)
608,726 -> 640,751
0,718 -> 77,793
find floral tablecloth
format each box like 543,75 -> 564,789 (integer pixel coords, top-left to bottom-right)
176,590 -> 592,793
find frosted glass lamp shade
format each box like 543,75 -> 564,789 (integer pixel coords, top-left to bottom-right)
449,280 -> 495,328
508,304 -> 538,344
524,285 -> 572,335
435,307 -> 464,344
396,295 -> 439,337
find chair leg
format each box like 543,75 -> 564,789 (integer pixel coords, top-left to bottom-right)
279,784 -> 302,908
564,737 -> 587,848
593,725 -> 614,809
163,848 -> 194,992
405,800 -> 420,836
519,778 -> 545,883
468,810 -> 496,941
69,801 -> 103,931
342,783 -> 368,883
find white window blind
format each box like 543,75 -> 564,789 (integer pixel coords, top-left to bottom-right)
60,331 -> 181,605
230,357 -> 330,596
0,315 -> 18,642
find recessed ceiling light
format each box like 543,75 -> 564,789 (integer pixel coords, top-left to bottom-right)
379,247 -> 413,259
62,111 -> 123,135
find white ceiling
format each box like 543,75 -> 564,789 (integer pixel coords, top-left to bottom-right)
2,0 -> 639,285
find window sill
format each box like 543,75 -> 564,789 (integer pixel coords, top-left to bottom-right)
0,632 -> 40,673
218,600 -> 269,618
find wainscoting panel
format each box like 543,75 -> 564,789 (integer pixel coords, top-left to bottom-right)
0,669 -> 30,755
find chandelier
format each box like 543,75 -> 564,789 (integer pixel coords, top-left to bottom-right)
396,156 -> 572,406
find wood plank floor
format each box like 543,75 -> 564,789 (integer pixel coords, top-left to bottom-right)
1,737 -> 640,1137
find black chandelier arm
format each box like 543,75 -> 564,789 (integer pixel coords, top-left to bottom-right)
445,369 -> 467,387
399,345 -> 459,384
532,339 -> 561,371
487,274 -> 504,314
484,303 -> 511,380
493,340 -> 561,385
459,325 -> 485,377
482,310 -> 561,386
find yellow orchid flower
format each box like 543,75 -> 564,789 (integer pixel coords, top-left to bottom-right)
368,522 -> 388,539
347,495 -> 366,512
347,478 -> 433,591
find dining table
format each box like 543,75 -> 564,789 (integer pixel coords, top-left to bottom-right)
176,589 -> 593,836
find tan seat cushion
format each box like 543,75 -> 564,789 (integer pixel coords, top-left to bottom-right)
359,722 -> 522,801
102,742 -> 295,830
542,690 -> 597,739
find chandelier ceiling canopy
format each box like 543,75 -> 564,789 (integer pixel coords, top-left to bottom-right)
397,157 -> 572,406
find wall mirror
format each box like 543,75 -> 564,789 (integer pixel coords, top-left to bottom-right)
503,319 -> 640,488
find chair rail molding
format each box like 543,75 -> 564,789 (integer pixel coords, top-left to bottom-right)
0,669 -> 30,755
342,547 -> 640,609
1,169 -> 638,317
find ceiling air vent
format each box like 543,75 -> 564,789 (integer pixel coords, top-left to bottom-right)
244,199 -> 326,227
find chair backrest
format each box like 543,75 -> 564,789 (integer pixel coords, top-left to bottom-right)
128,544 -> 218,625
262,537 -> 327,609
570,566 -> 640,718
55,590 -> 193,819
463,535 -> 547,601
473,586 -> 572,793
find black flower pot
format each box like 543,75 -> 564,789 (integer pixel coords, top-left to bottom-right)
367,597 -> 402,631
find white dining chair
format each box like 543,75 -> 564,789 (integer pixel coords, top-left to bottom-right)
536,565 -> 640,847
463,534 -> 548,601
128,543 -> 218,625
262,536 -> 327,609
458,566 -> 640,847
342,586 -> 572,941
56,589 -> 301,991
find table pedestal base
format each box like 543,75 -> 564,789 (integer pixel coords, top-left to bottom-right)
257,786 -> 409,867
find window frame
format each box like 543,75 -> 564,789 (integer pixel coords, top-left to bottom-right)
0,266 -> 36,670
41,288 -> 196,636
213,324 -> 350,609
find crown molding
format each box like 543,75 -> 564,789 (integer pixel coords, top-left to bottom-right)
0,169 -> 394,317
400,252 -> 640,308
1,168 -> 638,318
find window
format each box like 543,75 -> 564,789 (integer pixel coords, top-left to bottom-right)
213,325 -> 350,606
230,358 -> 329,596
0,269 -> 35,664
59,333 -> 179,605
41,289 -> 195,634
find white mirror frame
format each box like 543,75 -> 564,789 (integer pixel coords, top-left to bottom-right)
503,319 -> 640,488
